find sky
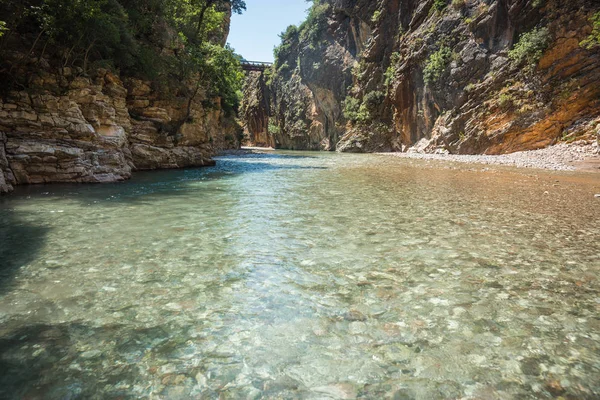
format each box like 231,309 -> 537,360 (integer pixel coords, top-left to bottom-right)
227,0 -> 310,62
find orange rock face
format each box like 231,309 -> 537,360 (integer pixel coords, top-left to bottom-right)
265,0 -> 600,155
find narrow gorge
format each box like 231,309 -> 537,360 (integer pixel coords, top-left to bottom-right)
1,1 -> 600,399
242,0 -> 600,155
2,0 -> 599,195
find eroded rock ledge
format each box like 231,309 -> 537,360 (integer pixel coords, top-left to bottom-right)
0,69 -> 241,194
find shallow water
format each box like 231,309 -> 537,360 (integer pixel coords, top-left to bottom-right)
0,151 -> 599,399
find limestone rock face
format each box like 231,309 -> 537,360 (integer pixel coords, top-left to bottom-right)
266,0 -> 600,154
268,1 -> 367,151
0,71 -> 133,189
0,132 -> 14,193
125,78 -> 237,170
0,68 -> 240,194
383,0 -> 600,155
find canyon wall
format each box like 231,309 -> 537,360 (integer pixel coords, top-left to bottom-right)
257,0 -> 600,154
0,3 -> 242,195
241,71 -> 273,147
0,68 -> 241,195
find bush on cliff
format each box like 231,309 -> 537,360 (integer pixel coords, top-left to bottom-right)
299,0 -> 330,48
434,0 -> 448,12
580,12 -> 600,49
423,45 -> 452,84
343,96 -> 362,122
343,91 -> 384,124
508,27 -> 550,66
274,25 -> 299,72
272,0 -> 331,83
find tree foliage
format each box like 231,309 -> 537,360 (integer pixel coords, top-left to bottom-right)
273,24 -> 299,72
272,0 -> 330,71
298,0 -> 330,47
343,91 -> 384,124
0,0 -> 245,110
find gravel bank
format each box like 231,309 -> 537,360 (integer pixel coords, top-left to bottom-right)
381,141 -> 600,172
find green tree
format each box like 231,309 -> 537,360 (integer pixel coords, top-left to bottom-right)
273,25 -> 299,71
0,0 -> 246,120
191,42 -> 243,113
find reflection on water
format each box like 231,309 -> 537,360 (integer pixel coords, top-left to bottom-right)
0,151 -> 599,399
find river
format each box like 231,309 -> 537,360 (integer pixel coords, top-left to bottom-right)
0,151 -> 599,399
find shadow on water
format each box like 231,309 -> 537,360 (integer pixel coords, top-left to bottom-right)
3,154 -> 327,206
0,322 -> 174,399
217,152 -> 319,160
0,209 -> 50,293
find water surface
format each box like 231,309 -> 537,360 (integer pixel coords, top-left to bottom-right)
1,151 -> 599,399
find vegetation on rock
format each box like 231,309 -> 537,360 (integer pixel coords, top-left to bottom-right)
0,0 -> 246,112
423,45 -> 453,84
580,11 -> 600,49
245,0 -> 600,155
433,0 -> 448,12
508,27 -> 550,66
272,0 -> 330,70
273,25 -> 299,73
298,0 -> 330,48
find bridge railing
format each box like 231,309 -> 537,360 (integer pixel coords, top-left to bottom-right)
240,60 -> 273,72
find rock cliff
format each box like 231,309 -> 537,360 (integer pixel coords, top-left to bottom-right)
0,2 -> 243,195
255,0 -> 600,154
0,68 -> 240,194
241,71 -> 273,147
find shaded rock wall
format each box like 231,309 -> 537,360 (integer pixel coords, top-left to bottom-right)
267,1 -> 370,151
267,0 -> 600,154
240,71 -> 273,147
0,132 -> 13,193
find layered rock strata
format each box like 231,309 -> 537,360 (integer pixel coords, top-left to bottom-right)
0,68 -> 240,194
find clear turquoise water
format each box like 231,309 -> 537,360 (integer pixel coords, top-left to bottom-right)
0,151 -> 599,399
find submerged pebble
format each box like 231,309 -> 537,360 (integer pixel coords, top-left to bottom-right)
0,152 -> 598,399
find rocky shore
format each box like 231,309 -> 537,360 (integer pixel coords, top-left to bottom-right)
382,140 -> 600,172
224,141 -> 600,173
